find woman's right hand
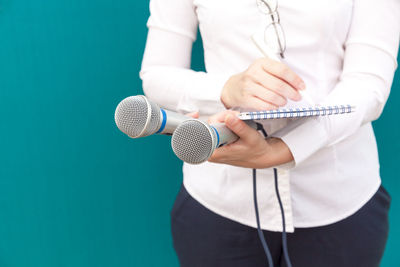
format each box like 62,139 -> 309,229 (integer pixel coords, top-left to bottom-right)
220,57 -> 306,110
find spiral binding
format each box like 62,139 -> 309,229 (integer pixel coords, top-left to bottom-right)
238,105 -> 355,120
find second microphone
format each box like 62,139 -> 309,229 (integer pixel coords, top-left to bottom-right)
171,119 -> 257,164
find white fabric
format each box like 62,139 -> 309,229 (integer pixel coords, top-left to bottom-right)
140,0 -> 400,231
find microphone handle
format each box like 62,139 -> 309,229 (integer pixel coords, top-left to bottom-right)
211,121 -> 258,148
158,109 -> 191,135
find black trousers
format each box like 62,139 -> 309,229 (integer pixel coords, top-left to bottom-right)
171,184 -> 391,267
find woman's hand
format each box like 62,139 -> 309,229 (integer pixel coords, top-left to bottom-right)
207,110 -> 294,169
186,111 -> 199,119
220,58 -> 306,110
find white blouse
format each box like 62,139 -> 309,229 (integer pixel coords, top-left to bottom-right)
140,0 -> 400,231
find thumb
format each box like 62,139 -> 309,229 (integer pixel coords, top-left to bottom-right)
225,114 -> 255,141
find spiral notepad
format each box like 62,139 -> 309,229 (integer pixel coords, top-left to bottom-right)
238,105 -> 355,120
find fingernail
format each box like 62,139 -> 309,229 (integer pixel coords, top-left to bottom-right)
298,82 -> 306,90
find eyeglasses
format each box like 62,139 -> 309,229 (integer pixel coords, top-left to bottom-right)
256,0 -> 286,58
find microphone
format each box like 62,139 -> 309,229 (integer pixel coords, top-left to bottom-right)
114,95 -> 189,138
171,119 -> 257,164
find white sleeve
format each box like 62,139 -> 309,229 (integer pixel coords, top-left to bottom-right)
140,0 -> 228,115
272,0 -> 400,166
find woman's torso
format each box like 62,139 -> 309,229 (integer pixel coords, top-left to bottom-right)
182,0 -> 382,230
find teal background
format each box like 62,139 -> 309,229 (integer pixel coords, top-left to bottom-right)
0,0 -> 398,266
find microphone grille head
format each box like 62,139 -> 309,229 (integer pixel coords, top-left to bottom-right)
171,120 -> 215,164
114,96 -> 161,138
141,99 -> 162,136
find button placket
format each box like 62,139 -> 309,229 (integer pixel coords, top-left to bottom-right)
276,168 -> 294,232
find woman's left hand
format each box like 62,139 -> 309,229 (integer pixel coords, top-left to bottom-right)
208,110 -> 294,169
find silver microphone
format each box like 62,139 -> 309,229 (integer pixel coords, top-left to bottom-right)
171,119 -> 257,164
115,95 -> 189,138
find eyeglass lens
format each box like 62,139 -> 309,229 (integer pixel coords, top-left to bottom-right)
256,0 -> 286,57
264,23 -> 286,56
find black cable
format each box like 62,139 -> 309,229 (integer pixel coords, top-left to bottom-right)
273,168 -> 293,267
253,122 -> 293,267
253,168 -> 274,267
256,122 -> 268,137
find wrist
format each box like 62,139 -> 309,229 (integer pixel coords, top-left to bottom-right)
263,137 -> 294,167
220,86 -> 232,109
220,74 -> 241,109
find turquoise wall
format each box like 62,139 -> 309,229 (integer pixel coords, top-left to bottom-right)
0,1 -> 398,266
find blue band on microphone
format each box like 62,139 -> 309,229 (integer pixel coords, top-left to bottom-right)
156,109 -> 167,134
210,125 -> 220,148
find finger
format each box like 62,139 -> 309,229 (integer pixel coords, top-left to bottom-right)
208,145 -> 230,163
255,71 -> 302,101
208,110 -> 239,124
246,83 -> 287,107
186,111 -> 199,119
261,58 -> 306,91
208,141 -> 242,163
242,96 -> 278,111
224,114 -> 258,141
